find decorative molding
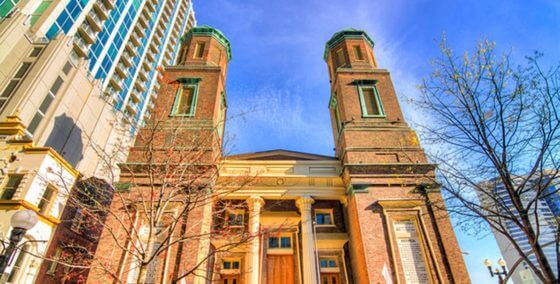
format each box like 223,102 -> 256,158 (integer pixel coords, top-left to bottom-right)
296,196 -> 314,212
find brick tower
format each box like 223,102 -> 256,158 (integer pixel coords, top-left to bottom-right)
324,29 -> 469,283
89,25 -> 230,284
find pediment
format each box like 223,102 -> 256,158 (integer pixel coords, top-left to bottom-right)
225,149 -> 335,161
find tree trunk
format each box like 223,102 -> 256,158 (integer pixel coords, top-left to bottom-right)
136,262 -> 148,284
520,213 -> 557,283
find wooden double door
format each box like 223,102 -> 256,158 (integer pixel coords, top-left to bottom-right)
321,273 -> 340,284
221,275 -> 240,284
266,255 -> 295,284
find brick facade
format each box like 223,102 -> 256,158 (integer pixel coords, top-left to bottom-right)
87,26 -> 469,284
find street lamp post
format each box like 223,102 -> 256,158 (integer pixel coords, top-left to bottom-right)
484,258 -> 508,283
0,210 -> 39,275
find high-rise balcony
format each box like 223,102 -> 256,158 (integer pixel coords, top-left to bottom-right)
142,60 -> 151,71
138,68 -> 148,81
126,104 -> 138,116
125,44 -> 137,57
130,33 -> 140,46
73,35 -> 89,57
135,80 -> 146,92
86,12 -> 103,31
121,53 -> 133,67
134,25 -> 145,38
138,15 -> 148,29
104,85 -> 118,98
103,0 -> 115,9
115,63 -> 128,78
94,2 -> 109,20
147,101 -> 155,111
129,91 -> 141,103
78,23 -> 97,43
152,34 -> 162,45
161,9 -> 170,21
156,27 -> 164,38
145,1 -> 155,12
146,52 -> 155,63
109,76 -> 123,91
149,43 -> 158,53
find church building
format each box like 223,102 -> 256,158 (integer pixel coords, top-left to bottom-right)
89,26 -> 470,284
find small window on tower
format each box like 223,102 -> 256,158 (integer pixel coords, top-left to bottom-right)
194,42 -> 205,59
353,45 -> 364,60
335,49 -> 345,68
359,85 -> 385,117
171,83 -> 198,117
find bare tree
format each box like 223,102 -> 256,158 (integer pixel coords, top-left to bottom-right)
415,37 -> 560,283
32,81 -> 267,283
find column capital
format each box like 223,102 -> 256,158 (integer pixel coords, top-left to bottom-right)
246,195 -> 265,210
296,196 -> 314,212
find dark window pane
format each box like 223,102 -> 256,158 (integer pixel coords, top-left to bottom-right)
280,237 -> 291,248
39,94 -> 54,113
6,175 -> 22,188
329,260 -> 337,267
27,112 -> 44,134
362,88 -> 381,115
1,80 -> 19,98
320,259 -> 328,268
353,45 -> 364,60
14,63 -> 32,78
50,77 -> 64,95
195,42 -> 205,58
268,237 -> 279,248
1,81 -> 19,98
1,189 -> 15,200
232,261 -> 239,269
223,261 -> 231,269
30,47 -> 43,57
62,62 -> 73,75
317,213 -> 332,225
335,49 -> 345,68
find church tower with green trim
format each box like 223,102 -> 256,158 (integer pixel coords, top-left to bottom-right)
324,29 -> 470,283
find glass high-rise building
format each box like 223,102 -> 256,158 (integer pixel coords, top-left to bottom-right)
481,174 -> 559,284
0,0 -> 196,177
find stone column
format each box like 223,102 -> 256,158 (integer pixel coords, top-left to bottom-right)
247,196 -> 265,284
296,196 -> 318,284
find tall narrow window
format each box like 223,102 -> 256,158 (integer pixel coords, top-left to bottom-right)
194,42 -> 205,59
38,185 -> 56,214
28,76 -> 64,134
353,45 -> 364,60
335,49 -> 345,68
0,62 -> 32,110
1,174 -> 23,200
47,248 -> 62,275
171,81 -> 199,117
330,95 -> 342,135
7,243 -> 29,283
358,85 -> 385,117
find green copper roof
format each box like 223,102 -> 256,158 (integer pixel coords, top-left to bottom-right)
182,25 -> 232,61
323,28 -> 375,61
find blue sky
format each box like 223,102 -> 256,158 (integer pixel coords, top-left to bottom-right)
194,0 -> 560,282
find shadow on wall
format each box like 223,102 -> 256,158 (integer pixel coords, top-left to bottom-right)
44,114 -> 84,167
